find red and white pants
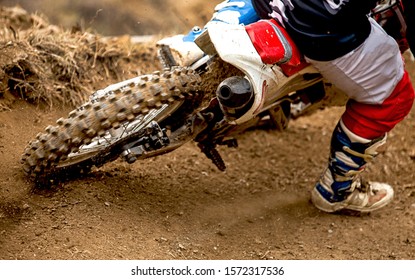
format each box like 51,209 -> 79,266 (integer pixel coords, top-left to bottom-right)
306,18 -> 415,139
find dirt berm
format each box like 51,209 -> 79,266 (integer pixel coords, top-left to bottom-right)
1,3 -> 415,260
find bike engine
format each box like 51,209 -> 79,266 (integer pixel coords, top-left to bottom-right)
216,76 -> 254,121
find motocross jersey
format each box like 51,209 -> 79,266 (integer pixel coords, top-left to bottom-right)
402,0 -> 415,52
251,0 -> 384,60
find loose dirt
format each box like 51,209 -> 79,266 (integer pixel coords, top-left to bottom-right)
1,3 -> 415,260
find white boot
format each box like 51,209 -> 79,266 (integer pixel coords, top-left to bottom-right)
157,0 -> 260,66
157,27 -> 205,67
311,120 -> 394,213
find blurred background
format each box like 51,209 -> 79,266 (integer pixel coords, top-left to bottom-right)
0,0 -> 219,36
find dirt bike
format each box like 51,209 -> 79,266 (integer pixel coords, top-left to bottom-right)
20,6 -> 404,183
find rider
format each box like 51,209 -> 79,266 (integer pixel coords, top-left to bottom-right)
158,0 -> 415,214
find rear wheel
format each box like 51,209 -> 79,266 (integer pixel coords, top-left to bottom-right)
21,67 -> 201,182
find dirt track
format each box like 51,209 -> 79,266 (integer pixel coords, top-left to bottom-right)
1,1 -> 415,260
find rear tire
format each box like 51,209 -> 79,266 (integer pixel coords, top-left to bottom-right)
21,67 -> 201,183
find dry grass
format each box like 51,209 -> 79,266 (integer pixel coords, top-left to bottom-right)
0,6 -> 159,109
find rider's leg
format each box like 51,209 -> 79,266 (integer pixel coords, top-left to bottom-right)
157,0 -> 260,66
309,18 -> 415,213
311,120 -> 391,213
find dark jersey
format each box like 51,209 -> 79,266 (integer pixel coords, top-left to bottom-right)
402,0 -> 415,52
252,0 -> 384,60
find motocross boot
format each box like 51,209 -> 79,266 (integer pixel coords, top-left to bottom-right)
157,0 -> 260,66
311,120 -> 394,213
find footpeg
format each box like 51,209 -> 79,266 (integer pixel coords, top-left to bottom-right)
157,45 -> 178,69
198,143 -> 226,171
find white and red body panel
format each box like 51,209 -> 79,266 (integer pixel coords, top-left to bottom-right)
205,20 -> 320,124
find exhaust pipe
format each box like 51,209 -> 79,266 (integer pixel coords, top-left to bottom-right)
216,76 -> 254,120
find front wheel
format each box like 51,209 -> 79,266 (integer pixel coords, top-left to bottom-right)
21,67 -> 201,182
